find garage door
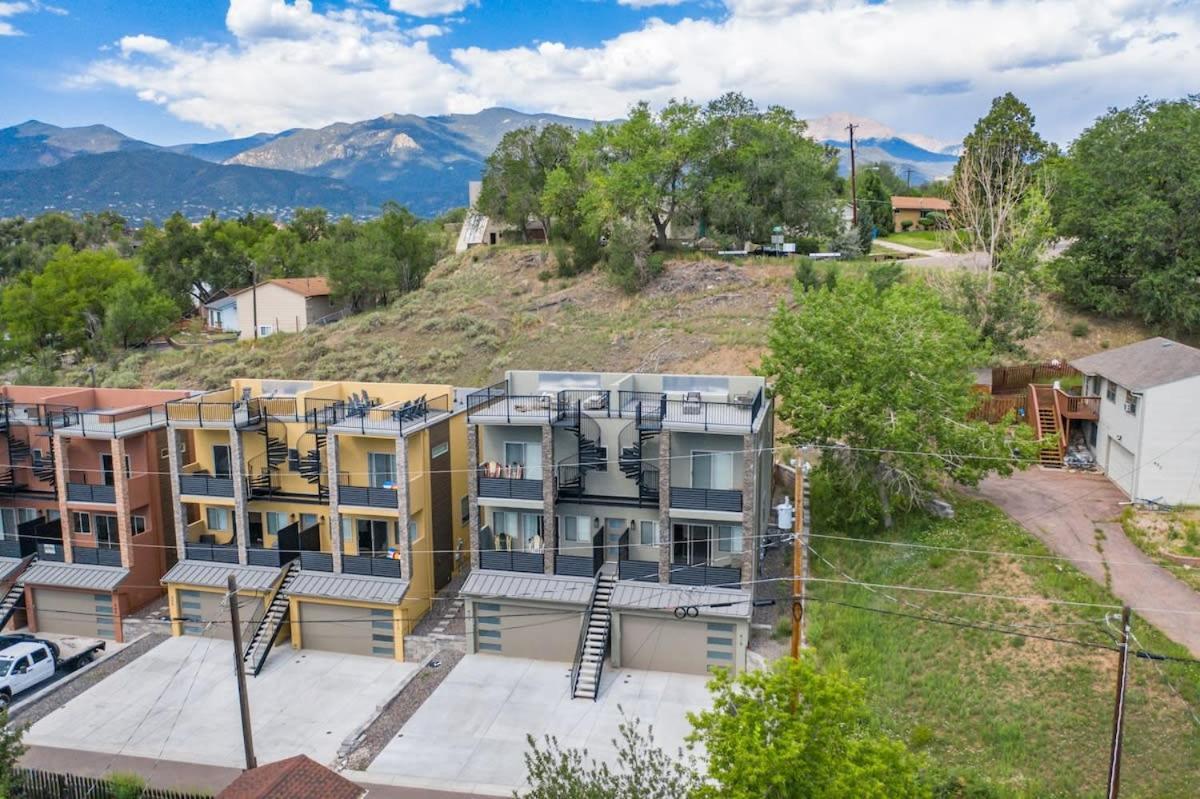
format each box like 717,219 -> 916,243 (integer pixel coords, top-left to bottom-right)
178,589 -> 263,640
34,589 -> 115,639
298,601 -> 395,658
473,601 -> 583,661
1107,438 -> 1136,498
620,615 -> 737,675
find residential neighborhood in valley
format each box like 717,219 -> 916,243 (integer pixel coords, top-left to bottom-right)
1,2 -> 1199,798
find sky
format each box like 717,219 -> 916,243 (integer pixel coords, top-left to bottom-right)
0,0 -> 1197,148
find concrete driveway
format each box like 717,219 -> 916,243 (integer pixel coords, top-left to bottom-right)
364,655 -> 712,797
25,636 -> 418,767
977,469 -> 1200,656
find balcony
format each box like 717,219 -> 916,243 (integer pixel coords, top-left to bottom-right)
185,541 -> 240,563
479,525 -> 545,573
670,487 -> 743,513
618,559 -> 660,582
72,546 -> 123,567
247,521 -> 321,567
338,484 -> 399,510
300,551 -> 334,572
66,482 -> 116,504
477,470 -> 543,501
51,406 -> 169,438
166,395 -> 264,429
342,554 -> 403,578
554,529 -> 605,578
668,562 -> 741,587
179,473 -> 236,498
1055,389 -> 1100,421
617,388 -> 763,433
326,393 -> 452,436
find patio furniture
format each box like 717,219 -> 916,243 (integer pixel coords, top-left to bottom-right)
682,391 -> 702,415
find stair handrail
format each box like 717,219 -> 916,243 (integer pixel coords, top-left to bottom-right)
246,562 -> 297,676
570,572 -> 603,699
1028,383 -> 1044,440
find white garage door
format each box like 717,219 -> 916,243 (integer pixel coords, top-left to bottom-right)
298,601 -> 395,658
1107,438 -> 1135,498
178,589 -> 262,640
620,615 -> 738,675
34,589 -> 115,639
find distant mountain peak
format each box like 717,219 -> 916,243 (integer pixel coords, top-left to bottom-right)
806,112 -> 956,155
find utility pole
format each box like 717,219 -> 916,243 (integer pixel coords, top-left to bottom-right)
847,123 -> 859,226
790,456 -> 807,658
1106,605 -> 1131,799
227,574 -> 257,771
250,261 -> 259,342
904,167 -> 915,188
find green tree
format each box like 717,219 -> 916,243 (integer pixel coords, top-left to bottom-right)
0,709 -> 26,797
519,715 -> 701,799
478,124 -> 577,240
856,168 -> 892,238
688,657 -> 928,799
760,279 -> 1031,528
325,205 -> 436,309
101,273 -> 179,349
288,207 -> 330,243
1052,97 -> 1200,331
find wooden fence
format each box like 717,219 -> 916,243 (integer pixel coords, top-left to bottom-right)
13,769 -> 209,799
990,364 -> 1080,394
970,388 -> 1030,424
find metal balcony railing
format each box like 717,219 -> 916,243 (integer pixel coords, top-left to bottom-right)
66,483 -> 117,504
670,486 -> 743,513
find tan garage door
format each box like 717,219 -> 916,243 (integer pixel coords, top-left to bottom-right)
34,589 -> 115,639
620,615 -> 737,675
298,601 -> 395,658
1107,438 -> 1136,498
473,601 -> 583,662
178,589 -> 263,640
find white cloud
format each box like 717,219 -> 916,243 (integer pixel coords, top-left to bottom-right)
387,0 -> 475,18
406,22 -> 448,38
119,34 -> 173,56
0,0 -> 62,35
76,0 -> 1200,144
617,0 -> 687,7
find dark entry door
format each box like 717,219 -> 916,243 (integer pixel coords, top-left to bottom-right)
357,519 -> 389,556
673,523 -> 710,565
429,421 -> 454,589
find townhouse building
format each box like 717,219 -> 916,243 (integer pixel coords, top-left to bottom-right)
0,386 -> 192,641
161,379 -> 470,673
460,370 -> 772,698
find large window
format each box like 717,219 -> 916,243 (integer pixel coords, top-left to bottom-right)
502,441 -> 542,480
493,511 -> 543,550
717,524 -> 743,553
95,514 -> 119,549
0,509 -> 17,539
562,515 -> 591,542
368,452 -> 396,489
206,507 -> 229,531
72,512 -> 91,534
640,520 -> 658,546
265,511 -> 288,535
1106,381 -> 1117,402
300,513 -> 317,531
692,451 -> 735,490
212,445 -> 232,480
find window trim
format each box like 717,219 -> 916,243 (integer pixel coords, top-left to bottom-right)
132,515 -> 147,535
73,511 -> 91,535
206,507 -> 229,532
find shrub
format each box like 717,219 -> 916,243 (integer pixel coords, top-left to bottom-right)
793,235 -> 822,256
605,222 -> 659,293
771,616 -> 792,640
901,219 -> 914,231
1070,321 -> 1090,338
793,256 -> 820,291
107,772 -> 147,799
537,269 -> 553,282
868,261 -> 904,292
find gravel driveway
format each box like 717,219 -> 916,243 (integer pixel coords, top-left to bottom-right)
977,469 -> 1200,656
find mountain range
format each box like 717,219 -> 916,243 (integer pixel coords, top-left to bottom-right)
0,110 -> 959,222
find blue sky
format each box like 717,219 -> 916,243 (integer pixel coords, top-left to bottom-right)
1,1 -> 1196,147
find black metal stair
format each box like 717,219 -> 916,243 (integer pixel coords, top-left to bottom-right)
298,430 -> 327,501
243,562 -> 299,676
249,419 -> 288,497
5,435 -> 30,464
556,402 -> 605,499
618,423 -> 660,504
32,448 -> 55,485
0,560 -> 34,631
571,573 -> 615,700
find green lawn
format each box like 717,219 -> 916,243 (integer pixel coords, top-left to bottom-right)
882,230 -> 946,250
801,499 -> 1200,798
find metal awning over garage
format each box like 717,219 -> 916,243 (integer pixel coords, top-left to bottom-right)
22,561 -> 128,592
611,582 -> 752,620
0,557 -> 27,584
288,571 -> 409,605
162,560 -> 283,592
460,569 -> 591,606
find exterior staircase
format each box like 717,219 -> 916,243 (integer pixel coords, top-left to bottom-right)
556,402 -> 605,499
5,435 -> 29,464
298,430 -> 328,501
248,420 -> 288,497
1031,384 -> 1064,469
618,423 -> 660,504
243,562 -> 299,676
571,573 -> 616,701
32,447 -> 55,485
0,559 -> 34,630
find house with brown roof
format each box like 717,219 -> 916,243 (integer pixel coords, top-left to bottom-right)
228,277 -> 348,341
216,754 -> 365,799
890,195 -> 952,232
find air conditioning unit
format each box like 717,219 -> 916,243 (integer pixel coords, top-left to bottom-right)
1124,402 -> 1138,414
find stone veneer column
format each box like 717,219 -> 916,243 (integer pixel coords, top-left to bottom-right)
395,435 -> 412,580
467,425 -> 480,570
541,424 -> 556,575
740,432 -> 757,585
326,434 -> 343,573
657,432 -> 671,583
228,428 -> 248,565
52,433 -> 74,564
111,437 -> 133,569
166,429 -> 187,561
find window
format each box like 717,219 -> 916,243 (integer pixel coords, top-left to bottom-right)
95,514 -> 119,548
522,513 -> 544,551
17,508 -> 38,524
717,524 -> 743,553
640,520 -> 658,546
692,451 -> 735,490
30,648 -> 48,665
408,519 -> 419,545
100,454 -> 115,486
0,509 -> 16,538
266,511 -> 288,535
563,515 -> 590,542
300,513 -> 317,531
431,441 -> 449,459
1106,381 -> 1117,403
493,511 -> 542,550
368,452 -> 396,489
206,507 -> 228,531
503,441 -> 542,480
132,516 -> 147,535
460,495 -> 469,523
258,324 -> 274,337
1124,391 -> 1139,416
73,512 -> 91,534
341,516 -> 353,542
212,445 -> 232,480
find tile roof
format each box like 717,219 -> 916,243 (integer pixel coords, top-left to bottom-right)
1071,337 -> 1200,392
162,560 -> 283,592
890,195 -> 952,211
460,569 -> 593,605
288,571 -> 410,604
216,754 -> 364,799
21,562 -> 128,592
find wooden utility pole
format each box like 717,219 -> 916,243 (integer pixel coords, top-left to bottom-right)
1106,605 -> 1131,799
227,574 -> 257,770
904,167 -> 915,187
847,123 -> 859,226
250,262 -> 259,342
790,460 -> 806,658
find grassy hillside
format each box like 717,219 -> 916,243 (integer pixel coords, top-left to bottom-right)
58,246 -> 1157,392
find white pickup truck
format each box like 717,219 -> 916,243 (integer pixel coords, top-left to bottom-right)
0,637 -> 105,709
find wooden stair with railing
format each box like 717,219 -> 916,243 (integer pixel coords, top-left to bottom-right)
1030,384 -> 1064,469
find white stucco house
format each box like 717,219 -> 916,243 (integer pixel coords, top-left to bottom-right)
202,293 -> 239,333
1071,337 -> 1200,505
